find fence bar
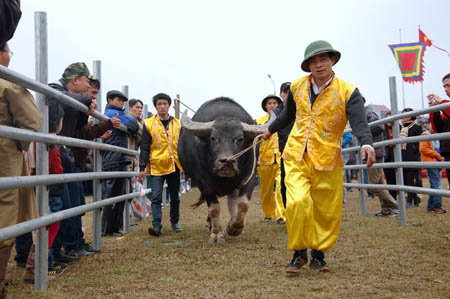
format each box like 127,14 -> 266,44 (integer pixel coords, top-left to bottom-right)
389,76 -> 407,226
92,61 -> 103,251
344,183 -> 450,197
344,161 -> 450,170
0,171 -> 137,190
344,131 -> 450,153
121,85 -> 131,232
0,124 -> 138,155
34,11 -> 49,290
0,190 -> 150,243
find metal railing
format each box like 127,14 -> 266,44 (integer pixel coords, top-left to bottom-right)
0,12 -> 150,290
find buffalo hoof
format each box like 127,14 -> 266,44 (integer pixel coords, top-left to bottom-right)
208,233 -> 226,244
226,222 -> 244,236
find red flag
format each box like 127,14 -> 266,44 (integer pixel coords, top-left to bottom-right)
419,29 -> 432,47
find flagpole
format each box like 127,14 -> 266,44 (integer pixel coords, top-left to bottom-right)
399,28 -> 406,109
419,25 -> 424,109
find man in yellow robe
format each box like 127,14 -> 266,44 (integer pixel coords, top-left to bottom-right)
263,40 -> 375,273
256,95 -> 285,223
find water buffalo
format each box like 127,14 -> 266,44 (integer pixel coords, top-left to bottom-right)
178,97 -> 273,243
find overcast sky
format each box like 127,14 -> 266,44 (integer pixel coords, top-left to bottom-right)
8,0 -> 450,119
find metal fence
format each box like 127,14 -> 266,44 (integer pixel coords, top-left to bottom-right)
0,12 -> 151,290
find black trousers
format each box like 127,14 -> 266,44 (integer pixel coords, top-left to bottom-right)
280,158 -> 287,208
404,169 -> 422,204
442,152 -> 450,188
101,165 -> 127,234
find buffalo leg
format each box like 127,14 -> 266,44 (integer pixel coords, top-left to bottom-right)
226,192 -> 249,236
208,203 -> 225,244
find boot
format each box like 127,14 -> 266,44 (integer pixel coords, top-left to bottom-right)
22,245 -> 56,284
0,245 -> 12,299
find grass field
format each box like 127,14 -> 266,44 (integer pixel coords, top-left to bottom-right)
5,185 -> 450,298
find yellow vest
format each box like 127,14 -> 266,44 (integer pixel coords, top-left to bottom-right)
144,115 -> 183,175
282,75 -> 355,171
256,114 -> 280,165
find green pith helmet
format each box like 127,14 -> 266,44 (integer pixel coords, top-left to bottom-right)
301,40 -> 341,72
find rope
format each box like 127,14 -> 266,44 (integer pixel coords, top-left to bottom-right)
225,134 -> 264,186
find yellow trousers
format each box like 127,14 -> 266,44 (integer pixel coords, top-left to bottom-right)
257,164 -> 281,219
274,166 -> 286,221
284,154 -> 343,252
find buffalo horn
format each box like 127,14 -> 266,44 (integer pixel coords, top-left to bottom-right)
240,110 -> 277,139
180,110 -> 215,137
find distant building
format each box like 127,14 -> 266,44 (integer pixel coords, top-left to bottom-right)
368,104 -> 390,118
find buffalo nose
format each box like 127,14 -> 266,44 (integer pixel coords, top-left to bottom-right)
219,158 -> 229,164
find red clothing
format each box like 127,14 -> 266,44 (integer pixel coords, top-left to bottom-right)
430,99 -> 450,133
49,145 -> 63,174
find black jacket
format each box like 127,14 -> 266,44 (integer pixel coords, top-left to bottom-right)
401,122 -> 422,162
431,111 -> 450,154
272,102 -> 294,154
102,104 -> 139,170
366,108 -> 385,158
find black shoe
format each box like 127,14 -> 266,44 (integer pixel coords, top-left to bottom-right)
264,217 -> 272,222
277,219 -> 286,225
310,258 -> 330,272
285,252 -> 307,274
66,248 -> 95,258
171,223 -> 182,233
15,261 -> 26,268
54,253 -> 80,263
148,226 -> 162,237
81,243 -> 101,253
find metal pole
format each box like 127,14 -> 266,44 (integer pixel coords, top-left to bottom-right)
142,104 -> 148,221
421,81 -> 425,109
267,74 -> 276,95
174,94 -> 180,119
399,29 -> 406,109
121,85 -> 130,233
356,141 -> 367,215
389,76 -> 407,226
34,11 -> 48,291
92,61 -> 102,251
122,85 -> 129,112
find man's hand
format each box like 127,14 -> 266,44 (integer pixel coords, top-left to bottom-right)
138,171 -> 146,183
262,129 -> 272,140
100,130 -> 112,139
110,113 -> 121,129
86,99 -> 97,115
427,93 -> 443,106
440,156 -> 445,162
361,146 -> 376,168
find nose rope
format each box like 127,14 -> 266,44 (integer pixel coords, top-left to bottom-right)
224,134 -> 264,186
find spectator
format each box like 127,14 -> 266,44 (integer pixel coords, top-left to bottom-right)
101,90 -> 139,236
365,102 -> 398,217
419,120 -> 447,213
0,30 -> 43,299
139,93 -> 183,237
383,111 -> 397,199
264,40 -> 374,273
400,108 -> 423,208
22,101 -> 68,283
428,73 -> 450,188
256,95 -> 285,223
48,62 -> 116,260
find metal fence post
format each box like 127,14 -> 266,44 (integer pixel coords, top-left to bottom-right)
92,60 -> 103,250
389,76 -> 407,226
355,141 -> 367,215
142,104 -> 148,221
34,11 -> 49,291
122,85 -> 131,233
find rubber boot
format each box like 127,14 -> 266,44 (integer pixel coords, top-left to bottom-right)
0,245 -> 12,299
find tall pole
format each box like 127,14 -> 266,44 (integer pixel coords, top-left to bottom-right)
122,85 -> 129,112
121,85 -> 131,233
389,76 -> 407,226
267,74 -> 276,94
34,11 -> 49,291
92,60 -> 102,252
399,29 -> 406,109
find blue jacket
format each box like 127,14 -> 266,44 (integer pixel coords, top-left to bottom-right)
102,104 -> 139,170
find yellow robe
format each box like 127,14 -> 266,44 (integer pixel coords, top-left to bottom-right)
283,74 -> 355,252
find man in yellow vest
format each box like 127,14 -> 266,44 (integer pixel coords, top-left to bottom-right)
256,95 -> 286,224
138,93 -> 183,237
263,40 -> 375,273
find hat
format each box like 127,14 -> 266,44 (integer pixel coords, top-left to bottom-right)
106,90 -> 128,102
280,82 -> 291,94
62,62 -> 91,80
301,40 -> 341,72
0,0 -> 22,46
261,94 -> 282,112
